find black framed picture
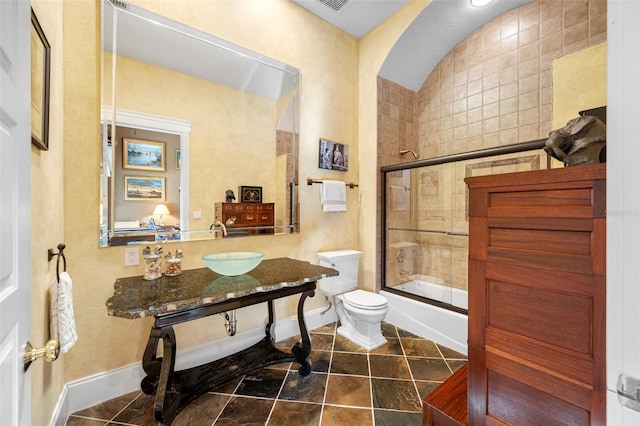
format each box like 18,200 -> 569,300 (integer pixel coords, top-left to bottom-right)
239,186 -> 262,203
31,9 -> 51,151
318,138 -> 348,171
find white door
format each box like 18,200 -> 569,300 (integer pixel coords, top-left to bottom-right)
607,1 -> 640,424
0,0 -> 33,424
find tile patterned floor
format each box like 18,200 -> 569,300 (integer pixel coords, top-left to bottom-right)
66,322 -> 466,426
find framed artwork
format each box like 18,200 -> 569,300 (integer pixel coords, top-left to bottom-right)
124,176 -> 166,201
239,186 -> 262,203
176,149 -> 181,170
31,9 -> 51,151
123,138 -> 166,172
318,138 -> 348,171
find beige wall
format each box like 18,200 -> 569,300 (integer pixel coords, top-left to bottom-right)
552,42 -> 607,128
31,1 -> 67,424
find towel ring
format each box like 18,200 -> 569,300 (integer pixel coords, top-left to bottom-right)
47,243 -> 66,282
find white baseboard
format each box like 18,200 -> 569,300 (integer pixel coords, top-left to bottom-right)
50,306 -> 337,425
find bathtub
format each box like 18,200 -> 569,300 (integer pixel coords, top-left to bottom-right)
391,277 -> 468,310
382,277 -> 468,355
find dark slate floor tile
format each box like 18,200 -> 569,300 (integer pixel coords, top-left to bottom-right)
407,357 -> 454,381
268,400 -> 322,425
173,393 -> 230,426
369,354 -> 412,379
371,378 -> 422,412
324,374 -> 372,408
330,351 -> 370,376
71,390 -> 139,421
401,338 -> 441,357
321,405 -> 374,426
278,371 -> 327,403
215,396 -> 274,425
374,408 -> 422,425
234,369 -> 287,398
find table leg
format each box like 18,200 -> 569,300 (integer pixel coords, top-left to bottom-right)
291,289 -> 315,376
265,300 -> 275,343
141,328 -> 161,395
141,326 -> 180,424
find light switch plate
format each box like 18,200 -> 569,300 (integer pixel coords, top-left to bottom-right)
193,211 -> 202,220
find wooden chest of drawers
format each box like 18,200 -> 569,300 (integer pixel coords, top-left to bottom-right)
214,202 -> 274,236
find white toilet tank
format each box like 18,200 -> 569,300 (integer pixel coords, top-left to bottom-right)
317,249 -> 362,296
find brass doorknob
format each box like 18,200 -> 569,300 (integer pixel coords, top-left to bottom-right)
23,339 -> 60,371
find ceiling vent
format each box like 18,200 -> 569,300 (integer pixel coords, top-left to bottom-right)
316,0 -> 349,12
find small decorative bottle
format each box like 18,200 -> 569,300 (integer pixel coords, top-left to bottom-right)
143,245 -> 163,280
164,249 -> 183,276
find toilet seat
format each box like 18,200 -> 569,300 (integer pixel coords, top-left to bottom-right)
344,289 -> 387,310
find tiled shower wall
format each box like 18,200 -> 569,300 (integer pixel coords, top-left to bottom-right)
417,0 -> 606,158
378,0 -> 607,293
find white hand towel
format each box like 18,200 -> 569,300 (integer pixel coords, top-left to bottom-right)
50,271 -> 78,354
320,180 -> 347,212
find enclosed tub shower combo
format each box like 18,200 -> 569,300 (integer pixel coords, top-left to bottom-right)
380,140 -> 553,354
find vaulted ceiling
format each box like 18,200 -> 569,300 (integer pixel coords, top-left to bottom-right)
291,0 -> 534,91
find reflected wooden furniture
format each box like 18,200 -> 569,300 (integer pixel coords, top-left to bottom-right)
106,258 -> 337,425
215,202 -> 274,236
464,163 -> 606,425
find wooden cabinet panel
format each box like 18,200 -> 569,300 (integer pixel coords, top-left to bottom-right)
486,369 -> 590,426
465,163 -> 606,426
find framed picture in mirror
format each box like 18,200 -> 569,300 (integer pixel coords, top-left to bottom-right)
31,9 -> 51,151
124,176 -> 166,201
123,138 -> 166,172
239,186 -> 262,203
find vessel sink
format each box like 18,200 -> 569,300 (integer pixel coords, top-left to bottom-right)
201,251 -> 265,276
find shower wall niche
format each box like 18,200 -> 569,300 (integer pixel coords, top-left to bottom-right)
382,140 -> 554,312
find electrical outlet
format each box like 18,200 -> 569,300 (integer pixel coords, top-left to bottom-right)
125,247 -> 139,266
193,211 -> 202,220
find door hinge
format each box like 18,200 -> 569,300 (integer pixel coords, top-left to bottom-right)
617,373 -> 640,413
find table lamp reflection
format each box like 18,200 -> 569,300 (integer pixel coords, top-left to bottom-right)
153,203 -> 170,226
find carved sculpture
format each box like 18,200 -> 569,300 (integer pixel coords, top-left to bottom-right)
544,115 -> 606,167
225,189 -> 236,203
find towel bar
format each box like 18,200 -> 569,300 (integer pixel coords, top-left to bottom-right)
306,178 -> 358,189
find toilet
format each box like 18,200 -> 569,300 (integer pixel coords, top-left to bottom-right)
317,249 -> 388,350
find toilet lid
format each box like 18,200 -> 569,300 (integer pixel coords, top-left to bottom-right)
344,289 -> 387,310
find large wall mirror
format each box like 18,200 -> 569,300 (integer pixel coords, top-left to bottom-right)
100,0 -> 300,247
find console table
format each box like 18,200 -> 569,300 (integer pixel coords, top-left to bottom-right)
106,258 -> 337,425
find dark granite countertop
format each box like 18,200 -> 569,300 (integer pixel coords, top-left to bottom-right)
106,257 -> 338,319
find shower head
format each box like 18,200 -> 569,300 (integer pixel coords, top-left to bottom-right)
400,149 -> 419,159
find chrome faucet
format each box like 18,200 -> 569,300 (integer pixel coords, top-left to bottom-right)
209,220 -> 227,236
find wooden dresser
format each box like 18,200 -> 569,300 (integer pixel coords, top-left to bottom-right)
463,163 -> 606,425
214,202 -> 274,236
